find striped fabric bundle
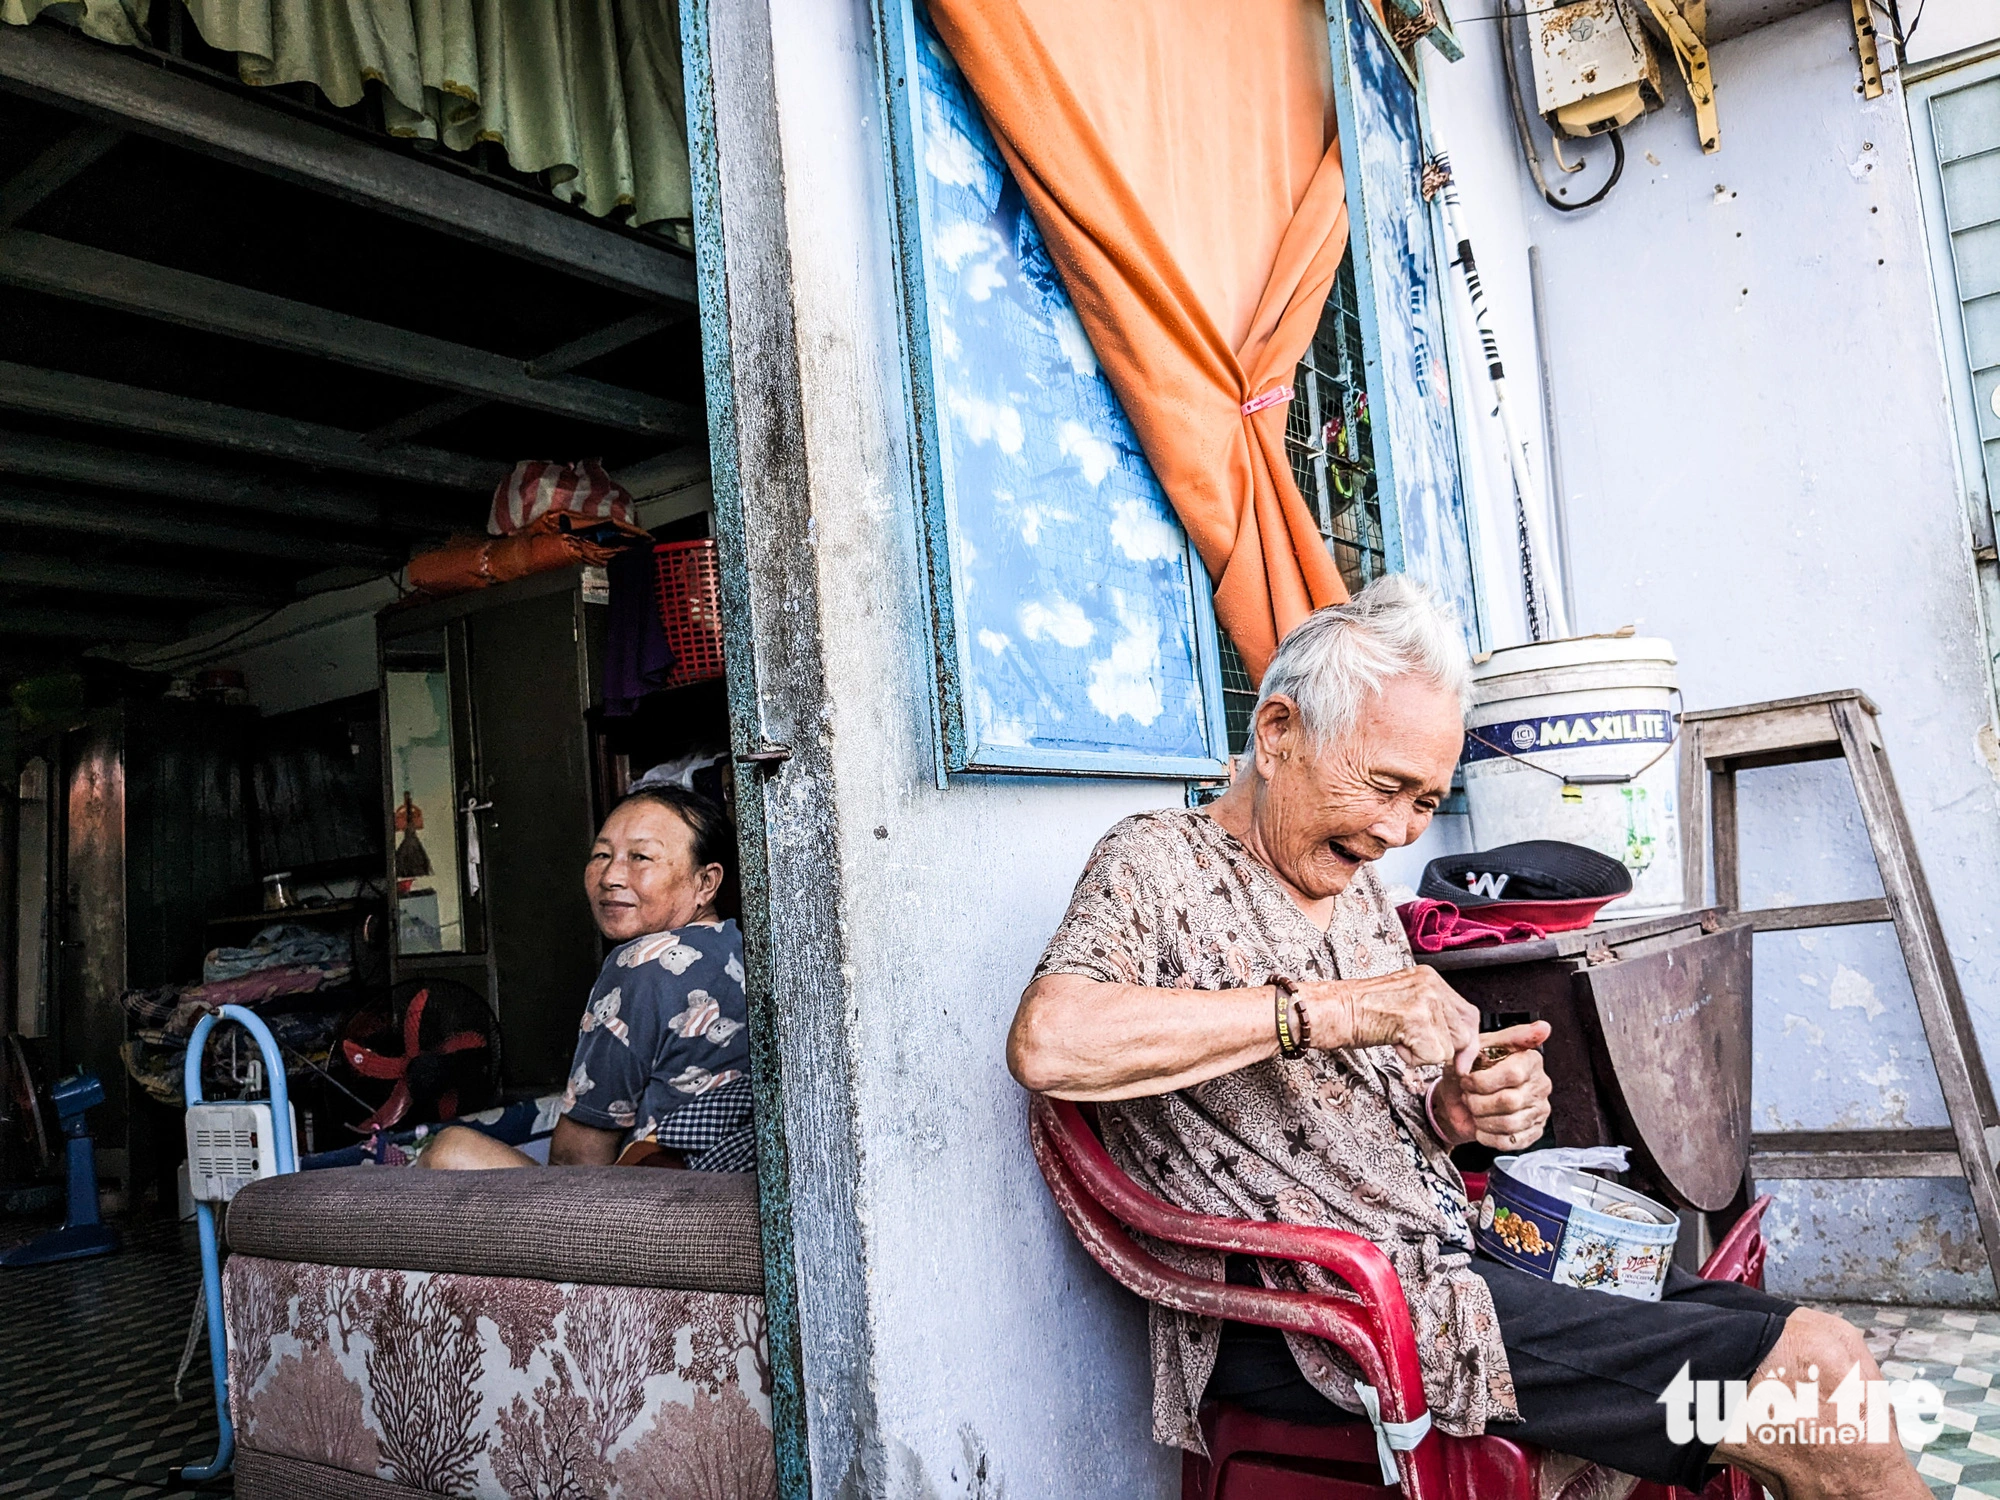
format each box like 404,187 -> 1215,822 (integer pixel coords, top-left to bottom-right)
488,458 -> 636,536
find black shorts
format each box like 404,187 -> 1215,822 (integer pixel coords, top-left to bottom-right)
1207,1252 -> 1796,1490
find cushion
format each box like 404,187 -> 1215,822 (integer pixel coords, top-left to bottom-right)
235,1450 -> 437,1500
225,1164 -> 763,1294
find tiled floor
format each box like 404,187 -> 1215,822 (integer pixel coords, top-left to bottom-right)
1826,1303 -> 2000,1499
0,1215 -> 230,1499
1,1219 -> 1997,1499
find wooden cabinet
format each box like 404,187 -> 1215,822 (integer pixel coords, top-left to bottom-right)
379,568 -> 607,1092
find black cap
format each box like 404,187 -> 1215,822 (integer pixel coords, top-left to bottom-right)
1418,840 -> 1634,907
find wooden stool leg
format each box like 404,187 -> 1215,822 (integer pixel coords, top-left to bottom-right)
1680,720 -> 1709,913
1710,767 -> 1739,914
1832,699 -> 2000,1298
1868,738 -> 2000,1131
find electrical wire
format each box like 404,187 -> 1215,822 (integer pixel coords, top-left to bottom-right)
1499,0 -> 1626,212
129,603 -> 289,672
174,1286 -> 206,1405
1454,0 -> 1640,19
1555,130 -> 1625,210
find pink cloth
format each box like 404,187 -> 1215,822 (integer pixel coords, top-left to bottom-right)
166,963 -> 353,1034
1397,899 -> 1547,954
488,457 -> 635,535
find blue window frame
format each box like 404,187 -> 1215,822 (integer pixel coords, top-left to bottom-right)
876,0 -> 1480,778
877,3 -> 1230,779
1324,0 -> 1483,648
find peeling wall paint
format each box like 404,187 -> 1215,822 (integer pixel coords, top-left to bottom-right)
1764,1180 -> 1996,1306
739,8 -> 2000,1497
1431,7 -> 2000,1303
754,0 -> 1181,1493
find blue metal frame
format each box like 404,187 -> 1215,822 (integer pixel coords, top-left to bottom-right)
178,1005 -> 296,1484
1908,53 -> 2000,536
1908,51 -> 2000,721
874,0 -> 1232,781
1324,0 -> 1484,647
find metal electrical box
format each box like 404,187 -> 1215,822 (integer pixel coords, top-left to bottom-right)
1530,0 -> 1664,136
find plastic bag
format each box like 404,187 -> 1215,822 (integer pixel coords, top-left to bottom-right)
1494,1145 -> 1630,1200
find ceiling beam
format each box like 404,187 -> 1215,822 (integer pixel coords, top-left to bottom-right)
524,310 -> 691,378
0,606 -> 183,643
0,360 -> 509,490
0,23 -> 696,307
0,483 -> 400,568
366,308 -> 687,447
0,121 -> 123,228
0,429 -> 464,532
0,552 -> 288,605
0,643 -> 89,675
0,230 -> 696,438
617,446 -> 712,501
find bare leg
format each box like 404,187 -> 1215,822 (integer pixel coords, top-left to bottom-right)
1711,1308 -> 1929,1500
415,1125 -> 538,1170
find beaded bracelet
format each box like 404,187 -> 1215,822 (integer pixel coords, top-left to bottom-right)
1270,974 -> 1309,1059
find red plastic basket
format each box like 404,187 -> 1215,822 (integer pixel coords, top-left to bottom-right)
652,540 -> 727,688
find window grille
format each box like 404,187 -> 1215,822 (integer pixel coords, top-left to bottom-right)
1290,259 -> 1386,595
1219,260 -> 1384,753
1923,69 -> 2000,511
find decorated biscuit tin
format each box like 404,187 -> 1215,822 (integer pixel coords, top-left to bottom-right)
1475,1153 -> 1679,1301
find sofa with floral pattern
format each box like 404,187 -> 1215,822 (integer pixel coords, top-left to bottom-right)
222,1164 -> 776,1500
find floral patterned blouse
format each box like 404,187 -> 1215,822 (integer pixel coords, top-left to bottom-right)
1033,810 -> 1517,1450
562,920 -> 754,1171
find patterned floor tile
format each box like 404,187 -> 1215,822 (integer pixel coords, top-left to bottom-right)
0,1216 -> 228,1498
1820,1304 -> 2000,1499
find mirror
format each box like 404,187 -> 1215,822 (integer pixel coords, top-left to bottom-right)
384,631 -> 466,954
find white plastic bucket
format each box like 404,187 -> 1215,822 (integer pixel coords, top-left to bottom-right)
1462,636 -> 1682,918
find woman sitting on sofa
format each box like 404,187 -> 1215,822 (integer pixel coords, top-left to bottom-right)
421,783 -> 753,1172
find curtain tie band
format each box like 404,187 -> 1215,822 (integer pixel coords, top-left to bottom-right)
1240,386 -> 1293,417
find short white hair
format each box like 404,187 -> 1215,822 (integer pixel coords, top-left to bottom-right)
1252,574 -> 1472,748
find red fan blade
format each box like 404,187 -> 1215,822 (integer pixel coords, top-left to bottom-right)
355,1081 -> 413,1133
341,1040 -> 410,1080
401,988 -> 431,1056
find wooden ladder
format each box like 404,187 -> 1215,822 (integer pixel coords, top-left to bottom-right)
1679,689 -> 2000,1295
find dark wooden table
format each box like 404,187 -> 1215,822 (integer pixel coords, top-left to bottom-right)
1416,908 -> 1754,1238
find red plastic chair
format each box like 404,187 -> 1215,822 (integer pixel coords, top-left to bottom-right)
1028,1094 -> 1773,1500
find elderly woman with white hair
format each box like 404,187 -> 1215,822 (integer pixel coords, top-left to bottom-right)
1009,576 -> 1922,1499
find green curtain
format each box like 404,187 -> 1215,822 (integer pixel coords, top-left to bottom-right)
1,0 -> 149,46
3,0 -> 689,237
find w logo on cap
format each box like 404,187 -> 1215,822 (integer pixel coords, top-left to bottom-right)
1465,872 -> 1511,900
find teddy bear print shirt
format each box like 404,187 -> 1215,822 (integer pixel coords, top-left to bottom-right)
561,918 -> 754,1171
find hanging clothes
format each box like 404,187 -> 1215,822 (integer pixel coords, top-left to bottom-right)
603,544 -> 674,717
927,0 -> 1351,681
1,0 -> 145,44
0,1 -> 691,236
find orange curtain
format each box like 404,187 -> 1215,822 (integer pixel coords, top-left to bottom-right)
928,0 -> 1351,682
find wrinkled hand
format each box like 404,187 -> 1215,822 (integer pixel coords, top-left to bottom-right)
1430,1022 -> 1554,1150
1302,965 -> 1481,1070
